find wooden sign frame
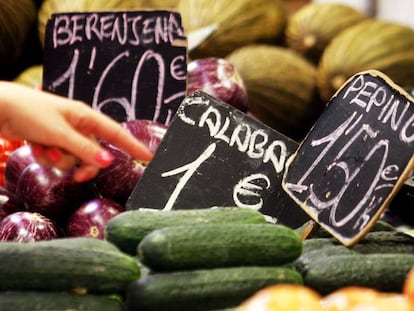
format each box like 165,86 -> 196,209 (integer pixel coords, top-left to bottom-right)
283,70 -> 414,245
42,10 -> 187,125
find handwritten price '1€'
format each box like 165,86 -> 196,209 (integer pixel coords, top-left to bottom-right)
127,92 -> 310,228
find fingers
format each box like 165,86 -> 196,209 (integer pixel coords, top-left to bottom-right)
2,83 -> 155,182
30,143 -> 113,182
53,107 -> 154,177
66,103 -> 154,162
30,144 -> 77,170
72,164 -> 101,183
53,128 -> 116,167
103,127 -> 154,162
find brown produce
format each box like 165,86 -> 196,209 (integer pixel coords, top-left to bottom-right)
0,0 -> 37,74
178,0 -> 287,58
285,3 -> 367,64
317,19 -> 414,102
226,44 -> 321,140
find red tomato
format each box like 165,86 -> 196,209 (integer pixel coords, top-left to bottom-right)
0,136 -> 26,186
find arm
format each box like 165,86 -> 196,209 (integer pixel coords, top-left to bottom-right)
0,81 -> 153,182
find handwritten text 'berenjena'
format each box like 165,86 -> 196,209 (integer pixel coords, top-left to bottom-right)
342,73 -> 414,144
52,11 -> 184,48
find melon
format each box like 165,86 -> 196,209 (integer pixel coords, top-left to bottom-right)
128,0 -> 179,9
226,44 -> 322,141
317,19 -> 414,102
178,0 -> 287,58
285,3 -> 367,64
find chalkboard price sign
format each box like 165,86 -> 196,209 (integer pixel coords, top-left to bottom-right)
42,10 -> 187,124
283,70 -> 414,245
126,91 -> 310,228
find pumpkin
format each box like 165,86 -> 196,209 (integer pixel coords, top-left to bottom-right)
178,0 -> 287,58
317,19 -> 414,102
285,3 -> 367,64
0,0 -> 37,74
226,44 -> 321,141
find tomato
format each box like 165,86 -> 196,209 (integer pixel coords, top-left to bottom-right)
0,136 -> 26,187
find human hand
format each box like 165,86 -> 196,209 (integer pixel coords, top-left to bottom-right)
0,82 -> 153,182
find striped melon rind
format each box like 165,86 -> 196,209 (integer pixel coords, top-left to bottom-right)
285,3 -> 367,64
226,44 -> 320,140
317,19 -> 414,102
179,0 -> 287,58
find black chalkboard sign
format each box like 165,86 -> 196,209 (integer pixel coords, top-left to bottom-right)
126,91 -> 310,228
42,10 -> 187,124
283,70 -> 414,245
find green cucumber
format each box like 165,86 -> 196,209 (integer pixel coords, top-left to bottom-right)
294,245 -> 356,273
303,253 -> 414,294
351,231 -> 414,254
301,238 -> 336,253
138,223 -> 302,271
126,266 -> 303,311
297,220 -> 395,239
302,231 -> 414,255
105,207 -> 267,255
358,230 -> 414,244
371,220 -> 396,232
0,237 -> 140,293
0,291 -> 126,311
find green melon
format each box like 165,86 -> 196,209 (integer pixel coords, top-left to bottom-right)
226,44 -> 322,141
178,0 -> 287,58
317,19 -> 414,102
286,3 -> 367,64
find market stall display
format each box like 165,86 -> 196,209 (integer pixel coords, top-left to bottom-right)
0,0 -> 413,310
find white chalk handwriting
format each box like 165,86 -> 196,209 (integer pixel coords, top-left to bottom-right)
52,12 -> 184,48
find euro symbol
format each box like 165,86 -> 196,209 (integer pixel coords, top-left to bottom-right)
233,173 -> 271,210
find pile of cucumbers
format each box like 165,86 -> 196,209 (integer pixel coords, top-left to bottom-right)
106,207 -> 304,311
295,222 -> 414,295
0,237 -> 139,311
1,207 -> 412,311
